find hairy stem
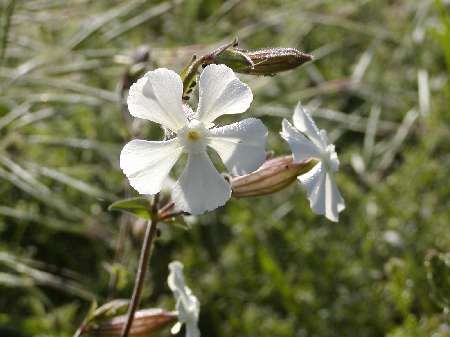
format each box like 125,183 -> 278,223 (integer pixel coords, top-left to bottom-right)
120,194 -> 159,337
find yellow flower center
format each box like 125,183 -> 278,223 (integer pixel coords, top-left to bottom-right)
177,119 -> 209,154
187,130 -> 201,141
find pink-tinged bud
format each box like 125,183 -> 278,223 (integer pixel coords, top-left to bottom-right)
231,156 -> 317,198
80,308 -> 177,337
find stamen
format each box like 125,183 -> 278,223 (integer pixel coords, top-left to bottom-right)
187,130 -> 201,140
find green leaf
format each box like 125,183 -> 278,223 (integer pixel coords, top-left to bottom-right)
108,197 -> 151,220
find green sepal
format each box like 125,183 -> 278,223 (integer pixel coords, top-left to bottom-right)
213,48 -> 254,72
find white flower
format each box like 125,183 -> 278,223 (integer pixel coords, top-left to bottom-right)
120,64 -> 267,215
280,103 -> 345,222
168,261 -> 200,337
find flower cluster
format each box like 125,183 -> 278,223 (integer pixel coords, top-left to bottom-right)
120,64 -> 345,221
115,59 -> 348,337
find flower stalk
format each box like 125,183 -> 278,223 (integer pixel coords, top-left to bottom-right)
120,194 -> 160,337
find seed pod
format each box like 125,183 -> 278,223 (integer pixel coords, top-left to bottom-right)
214,47 -> 313,76
80,308 -> 177,337
231,155 -> 317,198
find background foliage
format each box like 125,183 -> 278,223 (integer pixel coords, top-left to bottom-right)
0,0 -> 449,336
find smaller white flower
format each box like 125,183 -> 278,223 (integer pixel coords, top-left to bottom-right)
280,103 -> 345,222
168,261 -> 200,337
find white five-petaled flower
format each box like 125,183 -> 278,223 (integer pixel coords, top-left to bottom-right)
120,64 -> 267,215
280,103 -> 345,222
168,261 -> 200,337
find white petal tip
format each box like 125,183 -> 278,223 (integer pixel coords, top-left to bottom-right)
197,64 -> 253,124
171,322 -> 182,335
174,190 -> 231,215
172,152 -> 232,216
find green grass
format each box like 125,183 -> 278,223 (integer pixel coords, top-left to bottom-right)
0,0 -> 449,336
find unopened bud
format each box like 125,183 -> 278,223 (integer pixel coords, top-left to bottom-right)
214,47 -> 313,76
79,308 -> 177,337
180,41 -> 313,98
231,156 -> 317,198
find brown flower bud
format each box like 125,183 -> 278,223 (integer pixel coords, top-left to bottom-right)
231,155 -> 317,198
80,308 -> 177,337
214,47 -> 313,76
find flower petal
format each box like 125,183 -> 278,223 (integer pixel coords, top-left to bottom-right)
298,162 -> 345,222
172,151 -> 231,215
168,261 -> 186,297
171,322 -> 182,335
208,118 -> 267,175
196,64 -> 253,125
120,139 -> 182,195
298,162 -> 326,216
324,172 -> 345,221
127,68 -> 188,131
292,102 -> 326,150
168,261 -> 200,337
281,119 -> 322,162
186,321 -> 201,337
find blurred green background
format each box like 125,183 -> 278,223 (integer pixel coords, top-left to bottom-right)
1,0 -> 449,336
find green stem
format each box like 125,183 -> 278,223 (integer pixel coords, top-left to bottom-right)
120,194 -> 159,337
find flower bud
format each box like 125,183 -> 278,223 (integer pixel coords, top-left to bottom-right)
79,308 -> 177,337
231,155 -> 317,198
214,47 -> 313,76
180,41 -> 313,99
